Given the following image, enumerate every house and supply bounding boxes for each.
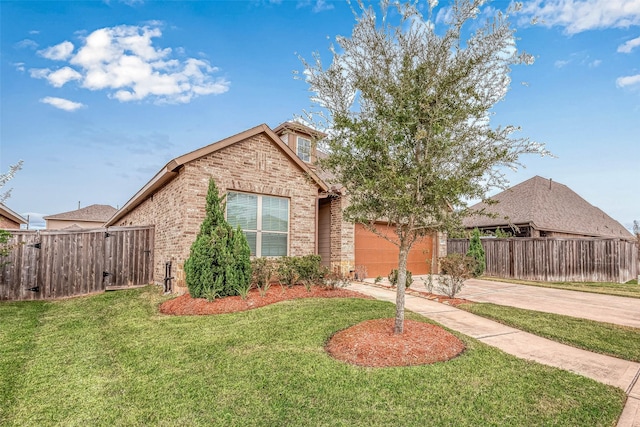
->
[106,122,443,293]
[44,204,117,230]
[463,176,635,240]
[0,204,27,229]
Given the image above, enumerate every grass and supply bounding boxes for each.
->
[0,286,625,426]
[484,276,640,298]
[459,302,640,362]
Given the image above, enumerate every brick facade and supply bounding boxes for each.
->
[0,215,21,229]
[115,133,320,293]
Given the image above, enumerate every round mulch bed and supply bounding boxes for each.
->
[326,318,465,367]
[159,284,465,368]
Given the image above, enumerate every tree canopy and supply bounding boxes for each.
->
[300,0,549,333]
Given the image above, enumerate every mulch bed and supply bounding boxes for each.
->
[159,285,370,316]
[326,318,465,367]
[159,284,466,367]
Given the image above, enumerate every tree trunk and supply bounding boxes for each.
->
[394,241,410,334]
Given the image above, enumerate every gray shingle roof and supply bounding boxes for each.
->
[44,204,117,222]
[463,176,634,239]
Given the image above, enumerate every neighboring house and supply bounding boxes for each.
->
[464,175,635,240]
[44,204,117,230]
[107,122,443,293]
[0,204,27,229]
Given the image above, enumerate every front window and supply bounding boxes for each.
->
[226,192,289,257]
[297,137,311,162]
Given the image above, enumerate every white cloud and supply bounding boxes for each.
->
[313,0,334,13]
[38,41,75,60]
[618,36,640,53]
[616,74,640,87]
[40,97,86,111]
[47,67,83,87]
[589,59,602,67]
[32,24,229,104]
[13,62,26,72]
[555,59,571,68]
[30,68,51,79]
[15,39,38,49]
[519,0,640,34]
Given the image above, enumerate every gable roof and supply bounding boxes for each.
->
[106,124,329,227]
[44,204,117,222]
[464,176,634,240]
[0,204,27,225]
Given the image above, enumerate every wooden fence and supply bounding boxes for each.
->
[0,226,154,301]
[447,237,639,283]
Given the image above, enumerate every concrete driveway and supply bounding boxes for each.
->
[457,278,640,329]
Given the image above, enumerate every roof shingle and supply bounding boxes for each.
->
[464,176,634,239]
[44,204,117,222]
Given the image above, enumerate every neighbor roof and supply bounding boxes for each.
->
[464,176,634,240]
[0,204,27,225]
[44,204,117,222]
[107,124,329,227]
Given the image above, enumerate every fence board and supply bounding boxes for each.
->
[448,237,638,283]
[0,226,154,301]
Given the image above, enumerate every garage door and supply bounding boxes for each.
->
[355,223,434,279]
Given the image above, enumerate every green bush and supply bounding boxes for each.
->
[0,229,12,267]
[276,257,299,288]
[251,258,276,296]
[466,228,485,277]
[184,179,252,299]
[388,269,413,288]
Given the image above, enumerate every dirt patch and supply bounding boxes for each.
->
[160,284,465,367]
[326,318,465,367]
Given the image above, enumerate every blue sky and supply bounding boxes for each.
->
[1,0,638,231]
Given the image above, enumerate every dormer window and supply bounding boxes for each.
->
[297,137,311,162]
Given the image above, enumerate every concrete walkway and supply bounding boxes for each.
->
[458,278,640,328]
[347,282,640,427]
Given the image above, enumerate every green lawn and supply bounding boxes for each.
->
[460,302,640,362]
[0,286,625,426]
[483,276,640,298]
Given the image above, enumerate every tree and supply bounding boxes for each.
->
[300,0,549,333]
[633,220,640,246]
[184,178,252,299]
[1,160,23,266]
[466,228,485,277]
[0,161,23,205]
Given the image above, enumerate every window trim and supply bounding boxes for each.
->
[226,191,290,257]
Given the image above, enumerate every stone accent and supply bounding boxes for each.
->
[329,196,355,275]
[115,133,320,293]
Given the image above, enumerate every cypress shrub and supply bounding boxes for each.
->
[466,228,485,277]
[184,178,252,299]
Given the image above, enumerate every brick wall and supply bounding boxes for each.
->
[115,133,320,293]
[0,215,21,229]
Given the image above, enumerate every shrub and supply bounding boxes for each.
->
[0,230,13,267]
[277,257,299,288]
[354,265,367,281]
[252,258,276,297]
[466,228,486,277]
[184,178,252,299]
[438,253,476,298]
[295,255,326,290]
[388,269,413,288]
[321,270,350,289]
